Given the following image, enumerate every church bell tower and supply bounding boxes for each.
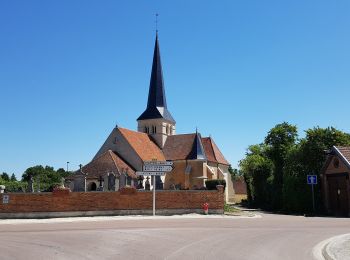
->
[137,33,176,148]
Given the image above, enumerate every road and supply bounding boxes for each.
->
[0,213,349,260]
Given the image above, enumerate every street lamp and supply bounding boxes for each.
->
[66,162,70,173]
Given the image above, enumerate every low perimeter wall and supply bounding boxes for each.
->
[0,187,225,218]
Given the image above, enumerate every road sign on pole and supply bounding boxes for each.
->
[139,161,174,216]
[307,175,317,212]
[136,171,166,176]
[144,161,173,166]
[307,175,317,185]
[143,165,173,172]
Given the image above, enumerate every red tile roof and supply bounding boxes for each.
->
[335,146,350,166]
[118,127,165,161]
[202,137,230,165]
[70,150,136,179]
[163,134,229,165]
[163,134,196,161]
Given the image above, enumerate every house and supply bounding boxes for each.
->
[321,146,350,216]
[68,32,233,201]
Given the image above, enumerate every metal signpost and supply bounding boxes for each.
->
[136,161,173,216]
[307,175,317,212]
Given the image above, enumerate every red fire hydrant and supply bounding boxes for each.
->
[203,202,209,215]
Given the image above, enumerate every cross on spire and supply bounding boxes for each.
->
[155,13,159,33]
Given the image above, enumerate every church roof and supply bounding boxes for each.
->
[118,127,165,161]
[163,133,230,163]
[69,150,136,179]
[202,137,230,165]
[137,33,175,123]
[187,132,207,160]
[163,134,197,161]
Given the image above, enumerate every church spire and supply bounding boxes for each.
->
[137,33,175,123]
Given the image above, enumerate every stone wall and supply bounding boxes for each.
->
[0,187,224,218]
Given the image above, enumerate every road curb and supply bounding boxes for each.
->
[313,233,350,260]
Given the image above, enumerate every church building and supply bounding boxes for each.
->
[67,33,233,201]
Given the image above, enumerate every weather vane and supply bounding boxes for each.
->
[155,13,159,33]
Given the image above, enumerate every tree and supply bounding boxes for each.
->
[239,144,274,208]
[22,165,64,191]
[1,172,10,182]
[10,173,17,182]
[264,122,298,209]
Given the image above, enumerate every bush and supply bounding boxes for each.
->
[205,179,226,190]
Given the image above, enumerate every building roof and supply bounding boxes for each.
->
[118,127,165,161]
[69,150,136,180]
[163,134,196,161]
[187,132,206,160]
[137,33,175,123]
[163,133,228,164]
[333,146,350,168]
[202,137,230,165]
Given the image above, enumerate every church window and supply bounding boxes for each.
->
[154,126,157,133]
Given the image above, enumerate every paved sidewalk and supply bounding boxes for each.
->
[0,213,261,225]
[313,233,350,260]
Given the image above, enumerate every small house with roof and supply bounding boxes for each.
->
[68,33,234,201]
[321,146,350,216]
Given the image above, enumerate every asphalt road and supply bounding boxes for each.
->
[0,213,349,260]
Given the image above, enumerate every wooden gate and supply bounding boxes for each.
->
[327,173,349,216]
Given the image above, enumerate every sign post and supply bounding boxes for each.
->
[136,161,173,216]
[307,175,317,212]
[153,175,155,216]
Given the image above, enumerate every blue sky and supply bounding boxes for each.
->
[1,1,349,178]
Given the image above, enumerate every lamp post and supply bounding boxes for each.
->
[66,161,70,173]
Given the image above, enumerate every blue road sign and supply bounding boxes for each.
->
[307,175,317,185]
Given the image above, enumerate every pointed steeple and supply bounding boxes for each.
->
[137,33,175,123]
[187,131,207,160]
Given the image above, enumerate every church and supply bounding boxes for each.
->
[67,33,233,201]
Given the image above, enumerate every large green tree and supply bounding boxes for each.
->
[264,122,298,209]
[239,144,274,208]
[22,165,68,191]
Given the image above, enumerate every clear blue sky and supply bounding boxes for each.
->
[1,1,349,178]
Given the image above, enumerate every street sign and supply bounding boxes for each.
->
[136,171,166,176]
[140,160,174,217]
[307,175,317,185]
[144,161,173,166]
[2,195,9,204]
[143,165,173,172]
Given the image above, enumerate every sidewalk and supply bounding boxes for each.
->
[313,233,350,260]
[0,213,261,225]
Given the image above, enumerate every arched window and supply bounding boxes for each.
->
[144,126,147,133]
[154,126,157,133]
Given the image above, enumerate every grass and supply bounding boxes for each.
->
[224,203,242,214]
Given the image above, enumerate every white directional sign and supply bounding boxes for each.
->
[136,171,166,176]
[143,165,173,172]
[144,161,173,166]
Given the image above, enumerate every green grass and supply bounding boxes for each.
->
[224,203,242,214]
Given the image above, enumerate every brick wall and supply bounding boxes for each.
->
[0,187,224,214]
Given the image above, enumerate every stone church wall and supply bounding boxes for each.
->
[0,187,224,218]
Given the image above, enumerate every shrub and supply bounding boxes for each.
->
[205,179,226,190]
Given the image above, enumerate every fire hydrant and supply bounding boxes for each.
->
[203,202,209,215]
